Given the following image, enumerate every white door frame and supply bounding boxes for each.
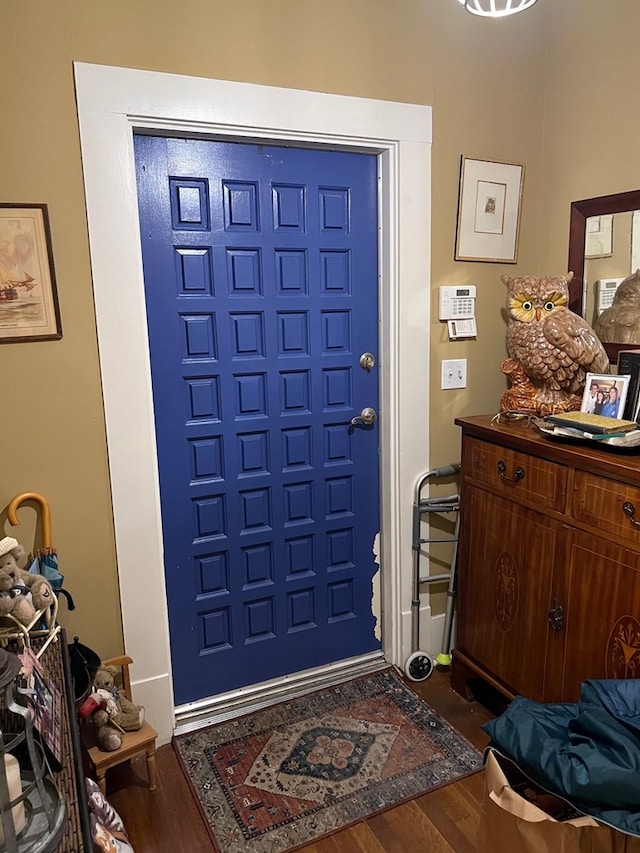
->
[74,62,432,745]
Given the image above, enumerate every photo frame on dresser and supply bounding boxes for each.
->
[580,373,629,420]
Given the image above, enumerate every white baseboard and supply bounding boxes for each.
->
[396,608,456,675]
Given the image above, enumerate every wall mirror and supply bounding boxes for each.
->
[568,189,640,364]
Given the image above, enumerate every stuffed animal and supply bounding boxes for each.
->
[0,570,37,625]
[0,537,55,624]
[89,665,145,752]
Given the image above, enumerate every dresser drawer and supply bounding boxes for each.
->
[573,471,640,546]
[462,436,568,513]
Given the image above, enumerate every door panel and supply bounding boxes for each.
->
[457,488,557,701]
[556,531,640,702]
[135,136,380,704]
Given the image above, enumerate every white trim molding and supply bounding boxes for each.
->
[74,63,432,744]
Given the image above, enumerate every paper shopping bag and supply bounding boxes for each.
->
[479,750,640,853]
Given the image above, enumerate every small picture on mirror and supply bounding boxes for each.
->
[585,214,613,259]
[631,211,640,273]
[581,373,629,419]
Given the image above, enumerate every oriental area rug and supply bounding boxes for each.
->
[173,667,482,853]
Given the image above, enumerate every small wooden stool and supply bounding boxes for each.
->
[80,654,158,795]
[81,720,158,795]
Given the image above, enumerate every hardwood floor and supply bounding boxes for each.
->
[106,668,497,852]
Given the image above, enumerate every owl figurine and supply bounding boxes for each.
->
[594,270,640,344]
[501,272,610,415]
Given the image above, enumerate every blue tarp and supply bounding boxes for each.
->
[483,679,640,837]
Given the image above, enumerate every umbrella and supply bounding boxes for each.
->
[7,492,75,613]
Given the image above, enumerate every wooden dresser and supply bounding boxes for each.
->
[452,414,640,704]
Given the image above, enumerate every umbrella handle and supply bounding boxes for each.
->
[7,492,52,549]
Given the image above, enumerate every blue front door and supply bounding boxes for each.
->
[134,136,380,705]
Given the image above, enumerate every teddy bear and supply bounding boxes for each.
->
[89,664,145,752]
[0,570,36,625]
[0,537,55,627]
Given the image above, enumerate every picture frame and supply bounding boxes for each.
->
[20,646,63,769]
[584,213,613,259]
[631,210,640,273]
[454,156,525,263]
[0,203,62,343]
[581,373,629,420]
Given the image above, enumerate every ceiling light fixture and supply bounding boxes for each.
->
[457,0,538,17]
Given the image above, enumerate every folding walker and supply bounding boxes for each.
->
[404,464,461,682]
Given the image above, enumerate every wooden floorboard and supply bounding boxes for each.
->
[301,821,386,853]
[106,668,495,852]
[415,774,487,853]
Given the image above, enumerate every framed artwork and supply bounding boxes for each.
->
[580,373,629,420]
[585,213,613,259]
[455,156,525,263]
[0,203,62,343]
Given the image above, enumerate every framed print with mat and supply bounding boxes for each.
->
[173,667,482,853]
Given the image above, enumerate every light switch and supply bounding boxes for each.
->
[441,359,467,390]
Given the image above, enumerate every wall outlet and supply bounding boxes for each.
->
[441,359,467,390]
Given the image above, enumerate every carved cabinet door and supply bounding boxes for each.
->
[550,529,640,703]
[456,487,558,701]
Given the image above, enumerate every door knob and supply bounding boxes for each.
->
[351,407,377,426]
[359,352,375,372]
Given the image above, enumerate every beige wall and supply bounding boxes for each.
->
[4,0,633,656]
[541,1,640,287]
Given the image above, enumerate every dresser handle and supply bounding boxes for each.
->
[548,601,564,632]
[497,460,525,484]
[623,501,640,528]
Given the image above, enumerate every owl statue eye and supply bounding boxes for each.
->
[522,300,533,311]
[544,300,555,312]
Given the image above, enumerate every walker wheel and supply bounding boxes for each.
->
[404,651,434,682]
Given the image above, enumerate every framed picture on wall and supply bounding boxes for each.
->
[454,156,525,263]
[0,203,62,343]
